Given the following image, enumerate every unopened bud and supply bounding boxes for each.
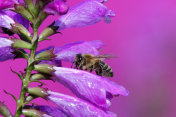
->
[28,87,49,98]
[24,0,35,15]
[26,95,35,102]
[22,109,43,117]
[38,22,59,42]
[31,73,51,81]
[35,49,56,60]
[12,39,32,49]
[34,0,52,16]
[34,64,55,74]
[35,11,48,29]
[11,23,32,41]
[14,4,33,22]
[0,102,12,117]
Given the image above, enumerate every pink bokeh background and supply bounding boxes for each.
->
[0,0,176,117]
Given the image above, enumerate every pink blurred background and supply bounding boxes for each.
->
[0,0,176,116]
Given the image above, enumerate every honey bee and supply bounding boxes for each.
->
[72,54,116,77]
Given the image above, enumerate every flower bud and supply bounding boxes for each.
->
[38,22,59,42]
[12,39,32,49]
[28,87,49,98]
[22,109,43,117]
[35,49,56,60]
[24,0,35,15]
[25,95,35,102]
[0,102,12,117]
[11,23,32,41]
[14,4,33,22]
[35,11,48,29]
[31,73,51,81]
[34,0,52,16]
[34,64,55,74]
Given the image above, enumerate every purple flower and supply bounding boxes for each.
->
[47,91,117,117]
[44,0,69,15]
[53,0,115,30]
[0,1,29,34]
[0,37,14,61]
[53,40,104,62]
[52,67,129,110]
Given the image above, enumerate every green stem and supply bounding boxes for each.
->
[14,27,38,117]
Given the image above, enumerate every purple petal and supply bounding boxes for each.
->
[54,40,103,62]
[0,11,15,29]
[0,10,29,30]
[52,67,129,110]
[54,0,115,30]
[47,91,116,117]
[0,37,14,61]
[44,0,69,15]
[34,106,68,117]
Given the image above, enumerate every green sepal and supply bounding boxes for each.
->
[13,4,33,22]
[11,23,32,42]
[34,64,55,75]
[35,11,48,29]
[34,0,53,16]
[24,0,35,16]
[35,49,56,60]
[22,109,43,117]
[12,49,29,60]
[38,22,59,42]
[27,87,49,99]
[31,73,52,81]
[25,95,36,102]
[0,102,12,117]
[12,39,32,49]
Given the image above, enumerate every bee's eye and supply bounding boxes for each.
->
[79,57,82,61]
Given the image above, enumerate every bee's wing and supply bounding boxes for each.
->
[94,54,118,61]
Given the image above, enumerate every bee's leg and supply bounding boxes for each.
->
[90,65,94,72]
[96,68,103,76]
[79,65,83,70]
[99,69,103,76]
[74,62,79,69]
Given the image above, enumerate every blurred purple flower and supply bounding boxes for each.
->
[0,0,18,10]
[52,67,129,110]
[0,1,29,34]
[54,0,115,30]
[53,40,103,62]
[47,91,117,117]
[0,37,14,61]
[44,0,69,15]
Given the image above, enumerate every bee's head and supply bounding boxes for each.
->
[75,54,83,63]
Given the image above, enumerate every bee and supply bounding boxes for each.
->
[72,54,116,77]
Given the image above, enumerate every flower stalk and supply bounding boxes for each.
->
[14,18,39,117]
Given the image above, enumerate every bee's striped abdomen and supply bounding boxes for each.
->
[99,61,113,77]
